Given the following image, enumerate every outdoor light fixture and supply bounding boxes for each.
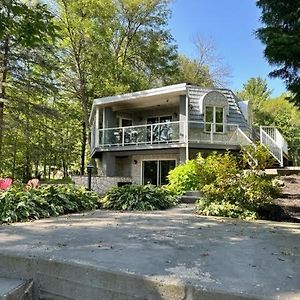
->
[86,163,94,191]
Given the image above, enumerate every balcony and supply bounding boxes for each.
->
[91,121,254,151]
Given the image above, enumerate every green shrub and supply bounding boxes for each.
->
[194,152,280,220]
[100,184,177,211]
[242,143,274,170]
[166,159,199,195]
[0,184,100,223]
[196,199,258,220]
[197,152,240,188]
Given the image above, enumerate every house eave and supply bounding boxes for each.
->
[89,83,187,124]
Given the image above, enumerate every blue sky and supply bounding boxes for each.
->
[168,0,286,96]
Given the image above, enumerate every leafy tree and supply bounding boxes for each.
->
[256,0,300,104]
[56,0,179,174]
[236,77,271,109]
[174,54,214,87]
[172,37,230,87]
[0,0,57,176]
[259,94,300,164]
[236,77,272,125]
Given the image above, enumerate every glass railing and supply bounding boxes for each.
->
[98,121,183,147]
[96,121,251,148]
[188,122,242,145]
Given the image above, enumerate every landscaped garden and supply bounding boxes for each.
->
[166,145,298,222]
[0,183,101,223]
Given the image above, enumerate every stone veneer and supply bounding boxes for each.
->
[72,176,133,194]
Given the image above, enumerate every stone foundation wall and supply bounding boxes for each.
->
[72,176,133,194]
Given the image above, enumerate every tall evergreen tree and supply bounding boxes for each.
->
[256,0,300,104]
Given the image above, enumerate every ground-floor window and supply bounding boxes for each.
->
[142,160,176,186]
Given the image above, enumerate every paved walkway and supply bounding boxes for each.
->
[0,205,300,299]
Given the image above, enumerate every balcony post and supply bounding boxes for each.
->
[210,123,214,143]
[95,106,99,147]
[122,127,125,146]
[185,94,189,161]
[150,124,153,144]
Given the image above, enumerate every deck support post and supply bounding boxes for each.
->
[185,94,189,162]
[95,107,99,147]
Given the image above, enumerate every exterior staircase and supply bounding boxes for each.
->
[234,126,288,167]
[260,126,288,167]
[0,277,33,300]
[180,191,202,203]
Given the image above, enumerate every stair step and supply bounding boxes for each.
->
[180,195,199,204]
[185,190,201,197]
[0,277,33,300]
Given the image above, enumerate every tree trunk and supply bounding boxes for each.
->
[0,37,10,170]
[80,121,86,175]
[11,139,17,179]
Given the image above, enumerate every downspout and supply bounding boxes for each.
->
[185,91,189,162]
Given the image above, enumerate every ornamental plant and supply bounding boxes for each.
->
[101,184,177,211]
[166,159,199,195]
[0,184,101,223]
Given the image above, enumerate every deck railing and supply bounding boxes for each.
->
[260,126,288,167]
[188,122,252,145]
[260,126,288,155]
[99,121,184,147]
[96,121,254,148]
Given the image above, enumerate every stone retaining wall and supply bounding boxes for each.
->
[72,176,133,194]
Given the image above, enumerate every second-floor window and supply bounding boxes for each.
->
[205,106,224,133]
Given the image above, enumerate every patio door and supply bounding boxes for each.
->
[147,116,172,142]
[142,160,176,186]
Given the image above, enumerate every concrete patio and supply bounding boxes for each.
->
[0,204,299,299]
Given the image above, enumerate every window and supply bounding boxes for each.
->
[120,118,132,127]
[205,106,224,133]
[142,160,176,186]
[146,116,172,124]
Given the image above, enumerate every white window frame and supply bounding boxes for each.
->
[141,159,177,186]
[204,106,225,133]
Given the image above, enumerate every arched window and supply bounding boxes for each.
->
[199,91,229,133]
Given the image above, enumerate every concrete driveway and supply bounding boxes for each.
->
[0,204,299,299]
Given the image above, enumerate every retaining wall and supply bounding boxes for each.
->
[72,176,133,194]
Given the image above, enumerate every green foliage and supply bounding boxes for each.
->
[236,77,271,109]
[166,150,280,220]
[100,184,176,211]
[174,54,214,88]
[241,143,274,170]
[258,95,300,165]
[196,152,239,188]
[166,160,199,195]
[256,0,300,104]
[0,184,100,223]
[196,199,258,220]
[195,152,280,220]
[172,37,230,87]
[236,77,271,125]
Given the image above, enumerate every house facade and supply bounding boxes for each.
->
[89,83,288,189]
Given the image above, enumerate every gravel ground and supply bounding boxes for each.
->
[275,175,300,220]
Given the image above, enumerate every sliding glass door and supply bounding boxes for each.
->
[142,160,176,186]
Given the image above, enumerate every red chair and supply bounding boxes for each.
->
[0,178,13,190]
